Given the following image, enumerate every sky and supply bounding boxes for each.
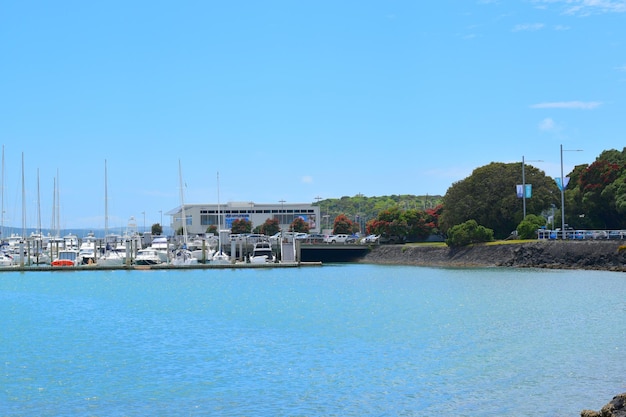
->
[1,0,625,231]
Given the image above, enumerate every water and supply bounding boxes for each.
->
[1,265,625,416]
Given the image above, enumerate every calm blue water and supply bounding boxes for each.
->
[1,265,625,416]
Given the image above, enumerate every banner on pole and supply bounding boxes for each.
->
[516,184,532,198]
[554,177,570,191]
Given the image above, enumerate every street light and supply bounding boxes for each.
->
[560,144,583,239]
[521,156,543,219]
[279,199,286,229]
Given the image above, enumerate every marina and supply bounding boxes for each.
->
[0,232,364,270]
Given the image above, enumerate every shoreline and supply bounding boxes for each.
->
[359,240,626,271]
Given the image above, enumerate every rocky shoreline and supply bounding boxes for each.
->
[359,240,626,271]
[582,393,626,417]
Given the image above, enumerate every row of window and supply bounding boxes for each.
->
[200,209,315,215]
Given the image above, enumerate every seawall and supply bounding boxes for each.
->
[359,240,626,271]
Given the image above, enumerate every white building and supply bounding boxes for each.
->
[167,202,320,236]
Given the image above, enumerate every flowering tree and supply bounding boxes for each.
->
[332,214,354,234]
[290,217,310,233]
[231,218,252,234]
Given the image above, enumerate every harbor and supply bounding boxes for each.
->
[0,231,371,271]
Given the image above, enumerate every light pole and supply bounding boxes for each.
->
[521,156,543,219]
[279,199,286,230]
[159,210,163,233]
[560,144,583,239]
[141,211,145,234]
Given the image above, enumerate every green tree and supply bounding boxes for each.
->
[440,162,559,239]
[516,214,546,239]
[231,218,252,234]
[445,220,494,247]
[151,223,163,235]
[206,224,217,235]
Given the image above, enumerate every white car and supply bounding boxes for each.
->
[362,234,379,244]
[327,234,349,243]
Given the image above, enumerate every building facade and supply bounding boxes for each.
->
[167,202,320,236]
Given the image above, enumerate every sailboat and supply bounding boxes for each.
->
[211,171,230,264]
[29,169,51,265]
[171,160,198,266]
[98,159,124,266]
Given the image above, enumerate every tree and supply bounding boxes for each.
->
[333,214,354,234]
[260,218,279,236]
[445,220,494,247]
[206,225,217,235]
[231,218,252,234]
[516,214,546,239]
[151,223,163,235]
[290,217,310,233]
[568,148,626,229]
[440,162,559,239]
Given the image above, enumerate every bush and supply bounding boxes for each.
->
[445,220,494,247]
[516,214,547,239]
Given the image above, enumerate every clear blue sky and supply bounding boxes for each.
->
[1,0,624,231]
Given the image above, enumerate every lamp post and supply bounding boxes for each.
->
[560,144,583,239]
[279,199,286,230]
[521,156,543,219]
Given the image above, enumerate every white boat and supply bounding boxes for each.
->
[78,232,97,265]
[134,236,169,265]
[0,249,16,267]
[170,160,199,267]
[188,236,216,263]
[97,161,125,267]
[211,172,230,264]
[51,249,81,267]
[134,248,169,265]
[249,240,276,264]
[171,245,198,266]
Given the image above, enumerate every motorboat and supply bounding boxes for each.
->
[134,248,169,266]
[134,236,170,265]
[171,246,199,266]
[78,232,97,265]
[51,249,81,267]
[249,240,276,264]
[0,250,15,267]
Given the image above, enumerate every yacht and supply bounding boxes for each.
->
[249,240,276,264]
[134,236,169,266]
[78,232,97,265]
[51,249,81,267]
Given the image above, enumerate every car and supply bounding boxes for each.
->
[304,233,325,243]
[345,235,358,243]
[328,234,349,243]
[361,234,379,244]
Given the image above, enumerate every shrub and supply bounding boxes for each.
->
[445,220,494,247]
[516,214,546,240]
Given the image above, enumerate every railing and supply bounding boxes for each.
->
[537,229,626,240]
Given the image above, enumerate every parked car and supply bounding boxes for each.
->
[304,233,325,243]
[327,234,349,243]
[361,234,379,244]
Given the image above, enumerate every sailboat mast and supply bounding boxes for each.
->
[37,168,41,234]
[179,160,187,244]
[21,152,26,238]
[1,145,4,241]
[104,159,108,236]
[56,169,60,237]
